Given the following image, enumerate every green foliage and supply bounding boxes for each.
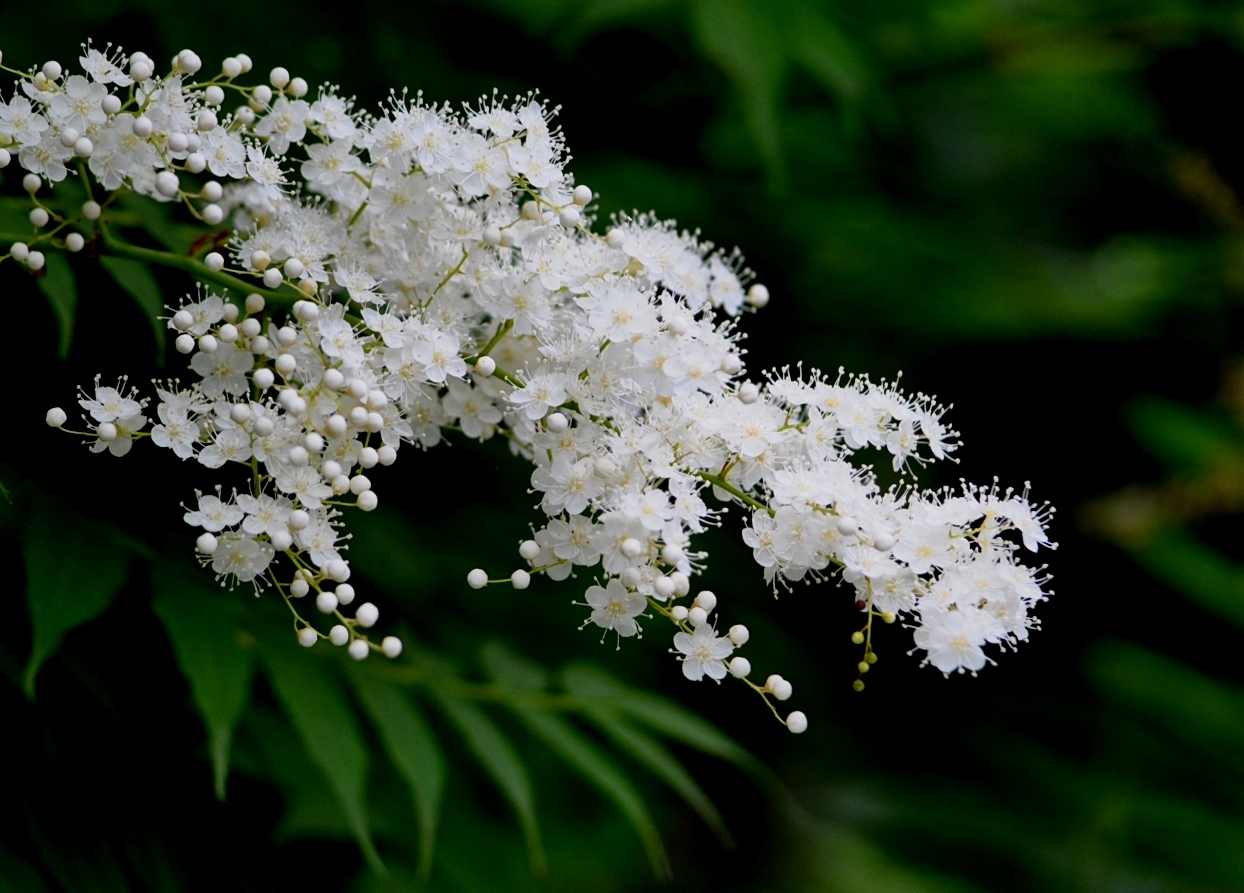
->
[36,253,77,360]
[21,497,130,697]
[151,563,255,801]
[99,256,167,360]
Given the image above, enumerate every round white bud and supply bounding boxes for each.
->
[482,226,501,246]
[619,567,641,589]
[349,639,370,661]
[263,268,283,288]
[326,560,351,582]
[786,711,808,734]
[746,284,770,307]
[204,252,225,272]
[82,200,102,220]
[202,203,224,225]
[97,422,117,441]
[325,414,347,437]
[10,242,29,262]
[836,517,858,536]
[545,412,569,432]
[357,491,379,512]
[728,657,752,678]
[359,447,380,468]
[381,636,403,659]
[60,128,80,148]
[252,368,275,390]
[292,298,318,321]
[198,334,218,353]
[177,49,202,74]
[175,333,195,354]
[204,85,225,106]
[522,200,541,221]
[335,584,356,605]
[661,543,685,565]
[573,184,592,206]
[275,353,297,376]
[872,532,896,552]
[196,533,218,554]
[130,59,153,81]
[74,137,93,157]
[671,572,691,596]
[348,378,369,399]
[155,170,180,197]
[172,309,194,330]
[283,259,306,280]
[65,232,85,252]
[229,403,251,423]
[42,60,62,80]
[558,206,580,227]
[23,173,41,194]
[323,368,346,389]
[355,602,379,627]
[670,605,689,621]
[196,109,218,132]
[739,382,760,404]
[200,179,223,201]
[349,406,369,427]
[271,529,293,551]
[184,153,207,175]
[45,407,67,428]
[297,627,318,648]
[654,576,676,598]
[467,568,488,589]
[236,53,254,73]
[253,416,276,439]
[769,676,793,701]
[102,94,122,115]
[518,540,540,561]
[693,591,717,612]
[606,228,625,248]
[620,538,644,559]
[269,66,290,88]
[29,208,49,227]
[288,509,310,530]
[721,354,743,375]
[498,230,514,247]
[316,591,339,614]
[688,606,708,627]
[133,116,154,138]
[329,624,349,646]
[377,445,397,466]
[168,132,189,153]
[288,446,309,466]
[222,57,243,78]
[252,84,273,106]
[728,624,750,646]
[290,577,310,598]
[27,251,45,271]
[475,356,496,376]
[289,77,309,98]
[511,569,532,590]
[276,326,299,346]
[320,461,342,481]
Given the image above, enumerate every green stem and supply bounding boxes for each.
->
[694,470,774,516]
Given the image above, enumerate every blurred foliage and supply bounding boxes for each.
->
[6,0,1244,891]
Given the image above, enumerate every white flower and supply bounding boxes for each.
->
[184,493,244,532]
[584,579,646,637]
[673,626,734,681]
[211,534,275,582]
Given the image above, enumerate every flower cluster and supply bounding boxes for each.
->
[5,45,1054,729]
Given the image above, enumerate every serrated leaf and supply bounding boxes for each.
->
[22,501,129,698]
[516,708,670,878]
[581,707,731,846]
[99,256,166,361]
[261,646,382,872]
[431,692,545,874]
[150,563,254,801]
[353,676,444,881]
[37,252,77,359]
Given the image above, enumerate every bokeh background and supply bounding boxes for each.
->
[4,0,1244,890]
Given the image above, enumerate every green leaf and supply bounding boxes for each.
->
[353,676,445,881]
[516,708,670,878]
[150,563,254,801]
[1086,639,1244,763]
[261,646,383,872]
[37,252,77,359]
[99,256,166,361]
[431,692,545,874]
[1127,528,1244,631]
[0,843,49,893]
[22,501,130,698]
[690,0,787,190]
[1126,397,1244,470]
[581,706,731,846]
[561,663,755,769]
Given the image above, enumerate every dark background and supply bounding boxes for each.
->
[3,1,1244,890]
